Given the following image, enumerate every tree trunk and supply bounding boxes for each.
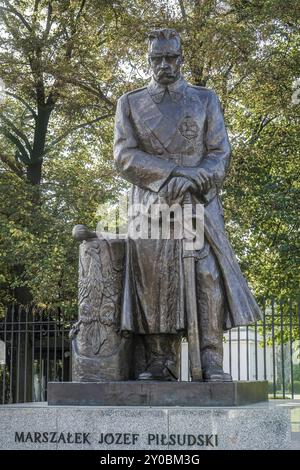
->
[13,265,33,305]
[26,161,43,186]
[15,108,53,303]
[26,105,53,186]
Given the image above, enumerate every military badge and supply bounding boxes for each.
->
[179,116,199,140]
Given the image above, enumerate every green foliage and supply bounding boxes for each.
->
[173,0,300,299]
[0,0,299,315]
[293,365,300,382]
[289,381,300,394]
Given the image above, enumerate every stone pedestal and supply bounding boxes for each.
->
[0,401,293,450]
[48,380,268,407]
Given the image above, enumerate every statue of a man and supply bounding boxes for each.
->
[114,28,262,382]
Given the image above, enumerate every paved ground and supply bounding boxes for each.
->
[270,399,300,450]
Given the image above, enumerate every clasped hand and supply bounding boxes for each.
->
[159,177,196,205]
[159,167,212,205]
[174,166,212,193]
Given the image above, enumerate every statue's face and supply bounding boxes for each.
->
[149,38,182,85]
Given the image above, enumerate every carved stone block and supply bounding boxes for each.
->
[71,230,132,381]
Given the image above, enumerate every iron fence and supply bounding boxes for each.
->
[0,305,72,404]
[0,298,300,404]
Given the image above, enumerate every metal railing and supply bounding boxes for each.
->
[1,298,300,404]
[0,305,72,404]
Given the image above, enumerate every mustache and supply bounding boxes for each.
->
[157,69,174,77]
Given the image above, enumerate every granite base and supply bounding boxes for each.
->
[48,380,268,406]
[0,401,292,450]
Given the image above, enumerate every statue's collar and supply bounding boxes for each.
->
[147,76,187,103]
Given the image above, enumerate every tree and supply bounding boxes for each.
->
[173,0,300,299]
[0,0,299,314]
[0,0,130,309]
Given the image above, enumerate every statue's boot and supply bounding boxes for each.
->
[203,365,232,382]
[137,334,181,381]
[200,343,232,382]
[200,345,232,382]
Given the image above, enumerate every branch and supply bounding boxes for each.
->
[0,113,32,154]
[46,81,62,107]
[65,77,115,108]
[178,0,187,20]
[0,153,24,178]
[45,1,87,102]
[1,1,32,32]
[33,0,41,13]
[43,1,53,39]
[28,56,45,105]
[0,127,31,165]
[248,115,277,145]
[228,74,247,94]
[75,0,87,24]
[43,112,113,154]
[5,91,37,119]
[223,63,234,79]
[64,0,87,60]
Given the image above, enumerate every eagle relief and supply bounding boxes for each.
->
[70,225,133,381]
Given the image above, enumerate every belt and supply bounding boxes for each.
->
[156,152,203,167]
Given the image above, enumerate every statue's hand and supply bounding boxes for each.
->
[172,167,213,194]
[159,177,196,205]
[72,224,98,241]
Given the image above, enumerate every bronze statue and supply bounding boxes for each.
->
[114,28,262,382]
